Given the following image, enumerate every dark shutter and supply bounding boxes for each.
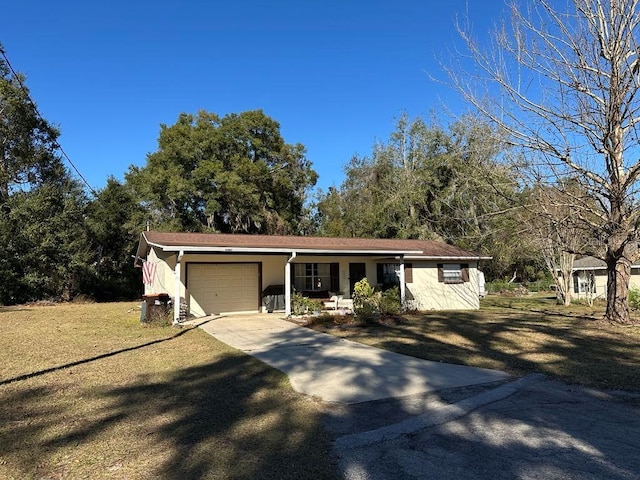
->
[405,263,413,283]
[437,264,444,282]
[461,264,470,282]
[330,263,340,292]
[377,263,384,284]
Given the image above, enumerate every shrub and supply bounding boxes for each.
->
[352,278,379,321]
[144,308,173,327]
[630,288,640,310]
[379,286,401,316]
[292,293,322,316]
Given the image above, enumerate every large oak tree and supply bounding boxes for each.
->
[127,110,317,234]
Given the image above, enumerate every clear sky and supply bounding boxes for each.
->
[2,1,503,195]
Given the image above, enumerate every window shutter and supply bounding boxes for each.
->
[437,264,444,282]
[330,263,340,292]
[405,263,413,283]
[376,263,384,284]
[461,264,470,282]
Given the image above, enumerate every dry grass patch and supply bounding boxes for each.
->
[308,295,640,392]
[0,302,338,480]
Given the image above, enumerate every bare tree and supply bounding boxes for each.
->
[526,183,596,305]
[446,0,640,324]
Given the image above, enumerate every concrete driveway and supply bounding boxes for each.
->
[192,314,640,479]
[194,314,510,404]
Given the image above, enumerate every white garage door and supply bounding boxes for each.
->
[188,263,260,316]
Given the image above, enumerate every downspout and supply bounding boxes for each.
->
[285,251,296,316]
[399,255,406,307]
[173,250,184,325]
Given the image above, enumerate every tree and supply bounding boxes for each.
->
[448,0,640,324]
[126,110,318,234]
[85,177,146,300]
[0,44,60,203]
[0,161,91,303]
[315,114,528,277]
[0,46,91,304]
[524,182,597,305]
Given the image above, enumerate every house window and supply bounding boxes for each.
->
[574,272,596,293]
[377,263,400,289]
[437,263,470,284]
[294,263,332,292]
[376,263,413,288]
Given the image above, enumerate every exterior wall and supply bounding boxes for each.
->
[181,253,288,288]
[288,255,384,298]
[570,270,607,300]
[144,248,176,297]
[572,268,640,300]
[406,261,480,310]
[182,253,288,315]
[631,269,640,291]
[147,248,482,313]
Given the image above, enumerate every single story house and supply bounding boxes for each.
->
[135,231,491,323]
[571,256,640,300]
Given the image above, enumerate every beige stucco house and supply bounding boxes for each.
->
[571,256,640,300]
[135,231,490,323]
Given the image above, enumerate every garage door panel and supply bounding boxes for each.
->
[188,263,259,316]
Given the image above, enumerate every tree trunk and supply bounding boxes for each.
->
[559,251,574,307]
[605,254,634,324]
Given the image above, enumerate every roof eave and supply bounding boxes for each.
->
[152,245,424,255]
[405,255,492,261]
[134,233,151,266]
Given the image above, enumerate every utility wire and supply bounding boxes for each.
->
[0,45,99,197]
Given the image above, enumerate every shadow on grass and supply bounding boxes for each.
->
[0,325,196,387]
[0,306,32,313]
[0,348,338,480]
[103,356,336,479]
[320,306,639,391]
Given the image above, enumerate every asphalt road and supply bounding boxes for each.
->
[327,376,640,480]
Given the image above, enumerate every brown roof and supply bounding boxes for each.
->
[573,256,607,270]
[140,231,489,259]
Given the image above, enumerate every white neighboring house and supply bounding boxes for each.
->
[571,256,640,300]
[135,231,491,323]
[478,270,487,298]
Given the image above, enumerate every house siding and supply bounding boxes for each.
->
[143,248,176,297]
[144,246,482,316]
[407,261,480,310]
[571,268,640,300]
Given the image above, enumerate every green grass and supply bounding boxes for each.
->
[0,302,338,480]
[309,294,640,392]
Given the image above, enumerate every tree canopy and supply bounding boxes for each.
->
[0,49,92,303]
[127,110,318,234]
[314,113,531,280]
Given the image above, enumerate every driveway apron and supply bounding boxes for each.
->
[196,315,510,404]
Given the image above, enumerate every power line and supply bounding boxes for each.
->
[0,45,99,197]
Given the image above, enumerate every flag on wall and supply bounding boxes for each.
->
[142,261,157,285]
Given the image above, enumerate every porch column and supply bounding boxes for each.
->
[173,250,184,324]
[285,251,296,316]
[399,257,406,306]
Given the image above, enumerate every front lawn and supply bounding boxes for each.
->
[0,302,338,480]
[307,295,640,392]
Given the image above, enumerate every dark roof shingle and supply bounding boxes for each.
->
[141,231,488,259]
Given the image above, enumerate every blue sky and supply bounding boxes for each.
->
[3,1,503,195]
